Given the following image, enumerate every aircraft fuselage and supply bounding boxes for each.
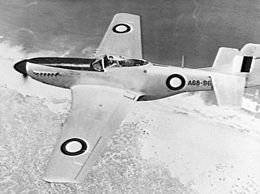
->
[14,57,214,101]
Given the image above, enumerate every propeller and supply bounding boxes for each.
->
[22,73,29,83]
[14,60,29,83]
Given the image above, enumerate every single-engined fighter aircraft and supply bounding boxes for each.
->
[14,13,260,183]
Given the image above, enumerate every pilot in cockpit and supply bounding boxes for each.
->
[107,56,121,68]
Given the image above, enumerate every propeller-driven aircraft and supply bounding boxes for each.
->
[14,13,260,183]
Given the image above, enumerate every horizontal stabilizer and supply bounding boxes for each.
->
[212,47,239,72]
[211,73,246,107]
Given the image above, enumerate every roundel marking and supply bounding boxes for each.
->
[112,24,131,33]
[61,138,88,156]
[166,74,186,90]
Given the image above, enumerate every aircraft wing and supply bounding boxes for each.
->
[96,13,142,59]
[43,85,139,183]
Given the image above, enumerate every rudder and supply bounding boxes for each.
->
[240,44,260,87]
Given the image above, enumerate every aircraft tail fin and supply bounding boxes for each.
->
[211,46,255,73]
[240,44,260,87]
[211,44,260,85]
[208,43,260,107]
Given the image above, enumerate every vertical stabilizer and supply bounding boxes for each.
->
[240,43,260,56]
[240,44,260,87]
[207,43,260,107]
[211,46,256,74]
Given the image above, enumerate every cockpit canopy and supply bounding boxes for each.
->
[91,55,148,71]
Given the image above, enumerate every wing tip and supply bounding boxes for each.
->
[43,176,80,183]
[113,13,140,19]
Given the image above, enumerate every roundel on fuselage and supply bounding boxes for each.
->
[60,138,88,156]
[112,23,131,33]
[166,74,186,90]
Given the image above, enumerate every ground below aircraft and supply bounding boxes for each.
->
[14,13,260,183]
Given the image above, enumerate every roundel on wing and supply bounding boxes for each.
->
[166,74,186,90]
[61,138,88,156]
[112,23,131,33]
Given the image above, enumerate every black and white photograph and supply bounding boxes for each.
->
[0,0,259,193]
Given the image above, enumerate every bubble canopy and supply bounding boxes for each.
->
[90,55,149,71]
[103,55,148,68]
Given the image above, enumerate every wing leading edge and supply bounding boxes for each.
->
[43,85,139,183]
[96,13,142,59]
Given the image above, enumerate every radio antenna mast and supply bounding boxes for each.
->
[181,55,185,68]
